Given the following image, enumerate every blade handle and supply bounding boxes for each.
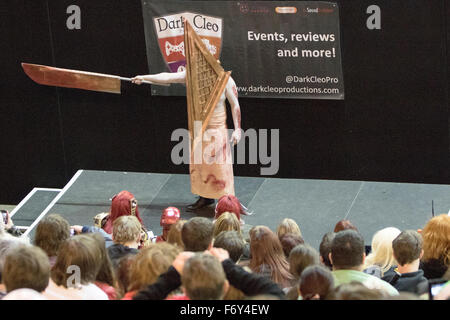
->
[119,77,170,87]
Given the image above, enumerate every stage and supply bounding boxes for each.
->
[11,169,450,249]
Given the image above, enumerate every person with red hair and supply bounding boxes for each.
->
[215,195,250,224]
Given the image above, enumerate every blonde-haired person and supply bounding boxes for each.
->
[363,227,401,278]
[420,214,450,279]
[213,212,241,238]
[276,218,302,240]
[122,242,181,299]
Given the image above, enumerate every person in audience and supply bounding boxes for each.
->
[34,214,71,267]
[0,210,23,237]
[88,233,118,299]
[319,232,335,270]
[156,207,181,242]
[213,231,246,263]
[382,230,427,294]
[213,211,241,238]
[133,248,285,300]
[2,288,48,300]
[44,234,108,300]
[298,265,334,300]
[276,218,302,240]
[285,243,320,299]
[115,254,136,299]
[279,233,304,258]
[167,219,187,250]
[3,244,50,294]
[330,281,386,300]
[334,219,358,233]
[107,215,141,269]
[420,214,450,280]
[249,225,295,289]
[214,195,245,224]
[363,227,401,278]
[122,242,181,300]
[181,217,214,252]
[0,235,30,298]
[329,229,399,296]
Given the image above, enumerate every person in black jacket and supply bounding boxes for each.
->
[133,247,285,300]
[382,230,427,295]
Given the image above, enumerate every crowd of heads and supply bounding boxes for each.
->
[0,190,449,301]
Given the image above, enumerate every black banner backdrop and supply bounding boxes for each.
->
[141,0,345,99]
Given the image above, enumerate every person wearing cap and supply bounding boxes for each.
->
[156,207,181,243]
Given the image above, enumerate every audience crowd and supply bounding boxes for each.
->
[0,191,449,300]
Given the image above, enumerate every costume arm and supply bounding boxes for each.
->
[135,70,186,84]
[225,77,241,131]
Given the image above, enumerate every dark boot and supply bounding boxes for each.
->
[186,197,215,211]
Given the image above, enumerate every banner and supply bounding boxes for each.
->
[141,1,344,100]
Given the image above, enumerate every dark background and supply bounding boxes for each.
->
[1,0,449,204]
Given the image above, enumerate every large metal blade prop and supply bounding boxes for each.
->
[21,63,168,94]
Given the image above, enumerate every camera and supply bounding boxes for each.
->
[1,210,8,225]
[428,279,447,300]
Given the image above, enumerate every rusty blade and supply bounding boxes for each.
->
[22,63,122,94]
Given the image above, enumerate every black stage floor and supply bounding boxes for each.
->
[17,170,450,249]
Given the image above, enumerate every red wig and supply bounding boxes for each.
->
[103,190,144,234]
[215,195,241,221]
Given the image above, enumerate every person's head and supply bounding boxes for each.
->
[330,230,365,270]
[364,227,401,273]
[3,245,50,293]
[104,190,143,233]
[319,232,335,270]
[115,254,136,298]
[112,215,141,246]
[34,214,70,257]
[181,253,228,300]
[167,219,187,250]
[392,230,423,266]
[249,225,294,287]
[276,218,302,239]
[86,233,116,287]
[182,217,214,252]
[215,195,242,222]
[288,244,320,279]
[299,265,334,300]
[279,233,304,258]
[331,281,386,300]
[0,237,29,284]
[128,242,181,292]
[213,212,241,238]
[334,220,358,233]
[51,234,102,287]
[421,214,450,266]
[160,207,181,240]
[213,231,245,263]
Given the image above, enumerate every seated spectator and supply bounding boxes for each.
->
[363,227,401,278]
[123,242,181,300]
[285,243,320,299]
[156,207,180,242]
[276,218,302,239]
[182,217,214,252]
[214,195,246,224]
[44,234,108,300]
[2,288,48,300]
[298,265,334,300]
[319,232,335,270]
[249,225,295,289]
[279,233,304,258]
[334,219,358,233]
[0,210,23,237]
[115,254,136,299]
[382,230,427,294]
[329,230,398,296]
[3,244,50,294]
[213,231,246,263]
[213,211,241,238]
[420,214,450,280]
[107,215,141,269]
[88,233,118,300]
[34,214,71,267]
[133,248,285,300]
[167,219,187,250]
[0,236,29,298]
[331,281,386,300]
